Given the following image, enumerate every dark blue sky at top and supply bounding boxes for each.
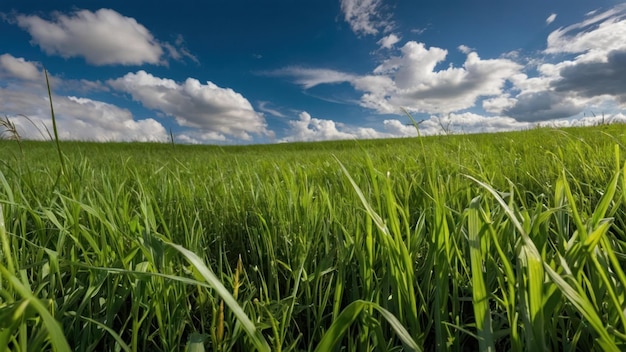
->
[1,0,625,143]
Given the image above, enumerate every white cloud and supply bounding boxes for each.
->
[410,27,427,35]
[494,5,626,122]
[366,42,522,114]
[458,45,473,54]
[541,6,626,103]
[279,111,626,142]
[108,70,271,140]
[162,34,199,64]
[175,131,228,144]
[13,9,193,66]
[1,89,167,142]
[269,4,626,129]
[340,0,393,36]
[377,33,401,49]
[258,101,287,118]
[381,119,419,137]
[278,111,516,142]
[0,54,168,142]
[279,111,539,142]
[281,111,399,142]
[273,42,521,115]
[265,66,357,89]
[0,54,41,80]
[545,4,626,60]
[0,53,109,96]
[281,111,357,142]
[56,96,168,141]
[546,13,557,25]
[417,112,532,134]
[483,95,517,114]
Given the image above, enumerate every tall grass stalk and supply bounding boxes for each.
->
[44,69,66,176]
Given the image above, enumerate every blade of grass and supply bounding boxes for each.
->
[0,266,71,352]
[167,242,271,352]
[467,196,495,351]
[314,300,422,352]
[44,69,66,176]
[466,176,546,350]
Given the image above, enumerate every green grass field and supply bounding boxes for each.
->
[1,124,626,351]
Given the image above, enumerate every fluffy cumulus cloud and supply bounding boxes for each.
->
[53,97,167,141]
[281,111,413,142]
[282,111,357,142]
[503,91,585,122]
[1,89,167,142]
[0,54,41,81]
[414,112,531,135]
[274,41,521,115]
[0,55,167,142]
[108,71,271,140]
[379,119,416,136]
[279,111,540,142]
[272,3,626,129]
[0,53,108,94]
[280,110,533,143]
[370,42,522,113]
[340,0,392,36]
[498,5,626,122]
[174,131,228,144]
[377,33,401,49]
[13,9,193,66]
[552,50,626,102]
[542,6,626,103]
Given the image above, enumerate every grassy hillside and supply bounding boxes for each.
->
[1,124,626,351]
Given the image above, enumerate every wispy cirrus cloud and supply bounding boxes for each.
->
[257,101,287,118]
[263,66,357,89]
[544,3,626,64]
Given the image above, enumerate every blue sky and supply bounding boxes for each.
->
[1,0,626,144]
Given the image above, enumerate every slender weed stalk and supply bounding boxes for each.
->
[44,69,66,175]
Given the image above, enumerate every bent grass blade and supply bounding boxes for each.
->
[167,242,271,352]
[314,300,422,352]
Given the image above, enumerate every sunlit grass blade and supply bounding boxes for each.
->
[335,157,389,236]
[467,196,495,351]
[466,176,546,350]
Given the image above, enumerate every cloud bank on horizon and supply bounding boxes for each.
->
[1,1,625,144]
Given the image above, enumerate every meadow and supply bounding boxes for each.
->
[1,124,626,351]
